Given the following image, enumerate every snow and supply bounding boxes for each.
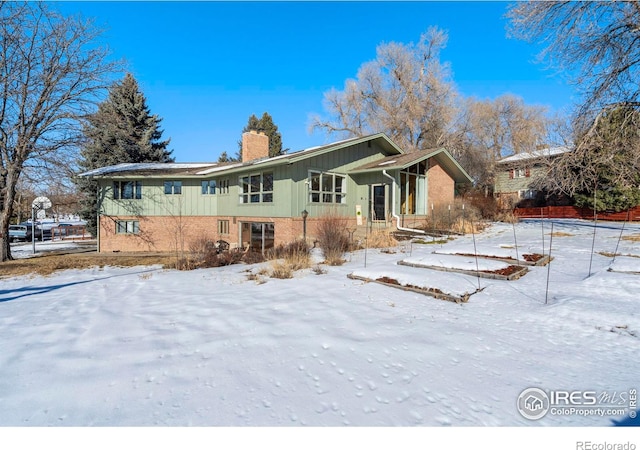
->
[9,219,91,259]
[0,219,638,442]
[79,162,216,177]
[498,146,572,163]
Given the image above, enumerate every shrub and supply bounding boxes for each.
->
[366,230,398,249]
[242,250,266,265]
[189,236,217,261]
[465,192,500,220]
[264,239,311,277]
[316,212,351,265]
[216,248,246,266]
[418,199,486,235]
[496,210,520,224]
[312,265,327,275]
[269,261,294,279]
[266,240,309,261]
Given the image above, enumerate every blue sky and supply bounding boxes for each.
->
[56,1,575,162]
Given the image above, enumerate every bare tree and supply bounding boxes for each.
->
[0,2,120,260]
[507,1,640,115]
[508,2,640,210]
[311,27,459,152]
[540,103,640,211]
[446,94,551,188]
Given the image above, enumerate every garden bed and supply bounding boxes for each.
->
[434,251,552,267]
[347,273,475,303]
[397,259,529,281]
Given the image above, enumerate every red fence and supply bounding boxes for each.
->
[514,205,640,222]
[51,225,91,240]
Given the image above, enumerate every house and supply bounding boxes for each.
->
[493,146,571,209]
[81,132,473,253]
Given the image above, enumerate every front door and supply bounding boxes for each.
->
[371,184,387,221]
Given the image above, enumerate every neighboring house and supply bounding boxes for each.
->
[81,132,472,253]
[493,146,571,209]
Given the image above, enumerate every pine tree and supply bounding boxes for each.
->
[217,151,237,163]
[236,112,286,160]
[76,73,173,235]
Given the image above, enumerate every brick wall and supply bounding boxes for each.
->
[242,131,269,162]
[427,159,454,211]
[99,214,367,253]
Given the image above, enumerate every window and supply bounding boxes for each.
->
[218,179,229,194]
[218,220,229,235]
[309,171,346,204]
[519,189,537,199]
[511,168,530,178]
[201,180,216,195]
[164,180,182,195]
[113,181,142,200]
[116,220,139,234]
[239,172,273,203]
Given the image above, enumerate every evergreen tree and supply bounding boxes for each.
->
[236,112,286,160]
[76,73,173,235]
[573,106,640,212]
[546,104,640,212]
[217,151,237,163]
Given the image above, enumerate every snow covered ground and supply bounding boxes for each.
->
[0,219,638,444]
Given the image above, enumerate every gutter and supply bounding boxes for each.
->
[382,169,425,235]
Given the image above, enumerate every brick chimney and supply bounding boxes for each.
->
[242,130,269,162]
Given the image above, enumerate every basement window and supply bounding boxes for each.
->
[218,220,229,235]
[116,220,139,234]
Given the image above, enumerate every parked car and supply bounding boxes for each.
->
[37,222,55,241]
[8,224,42,242]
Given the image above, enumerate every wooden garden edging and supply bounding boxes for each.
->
[347,273,476,304]
[396,260,529,281]
[433,252,552,267]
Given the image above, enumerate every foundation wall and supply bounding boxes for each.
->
[98,215,365,253]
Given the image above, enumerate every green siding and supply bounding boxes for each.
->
[99,178,218,217]
[99,141,396,220]
[494,165,547,194]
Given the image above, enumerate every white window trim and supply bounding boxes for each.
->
[308,170,346,204]
[201,180,217,195]
[239,172,273,204]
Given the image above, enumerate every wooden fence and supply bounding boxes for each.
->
[514,205,640,222]
[51,225,91,240]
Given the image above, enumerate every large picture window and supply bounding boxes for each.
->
[309,171,346,204]
[113,181,142,200]
[239,172,273,203]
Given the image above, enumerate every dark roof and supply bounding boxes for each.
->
[350,147,473,185]
[79,133,404,178]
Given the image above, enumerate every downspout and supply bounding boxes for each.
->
[95,177,100,253]
[382,170,425,234]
